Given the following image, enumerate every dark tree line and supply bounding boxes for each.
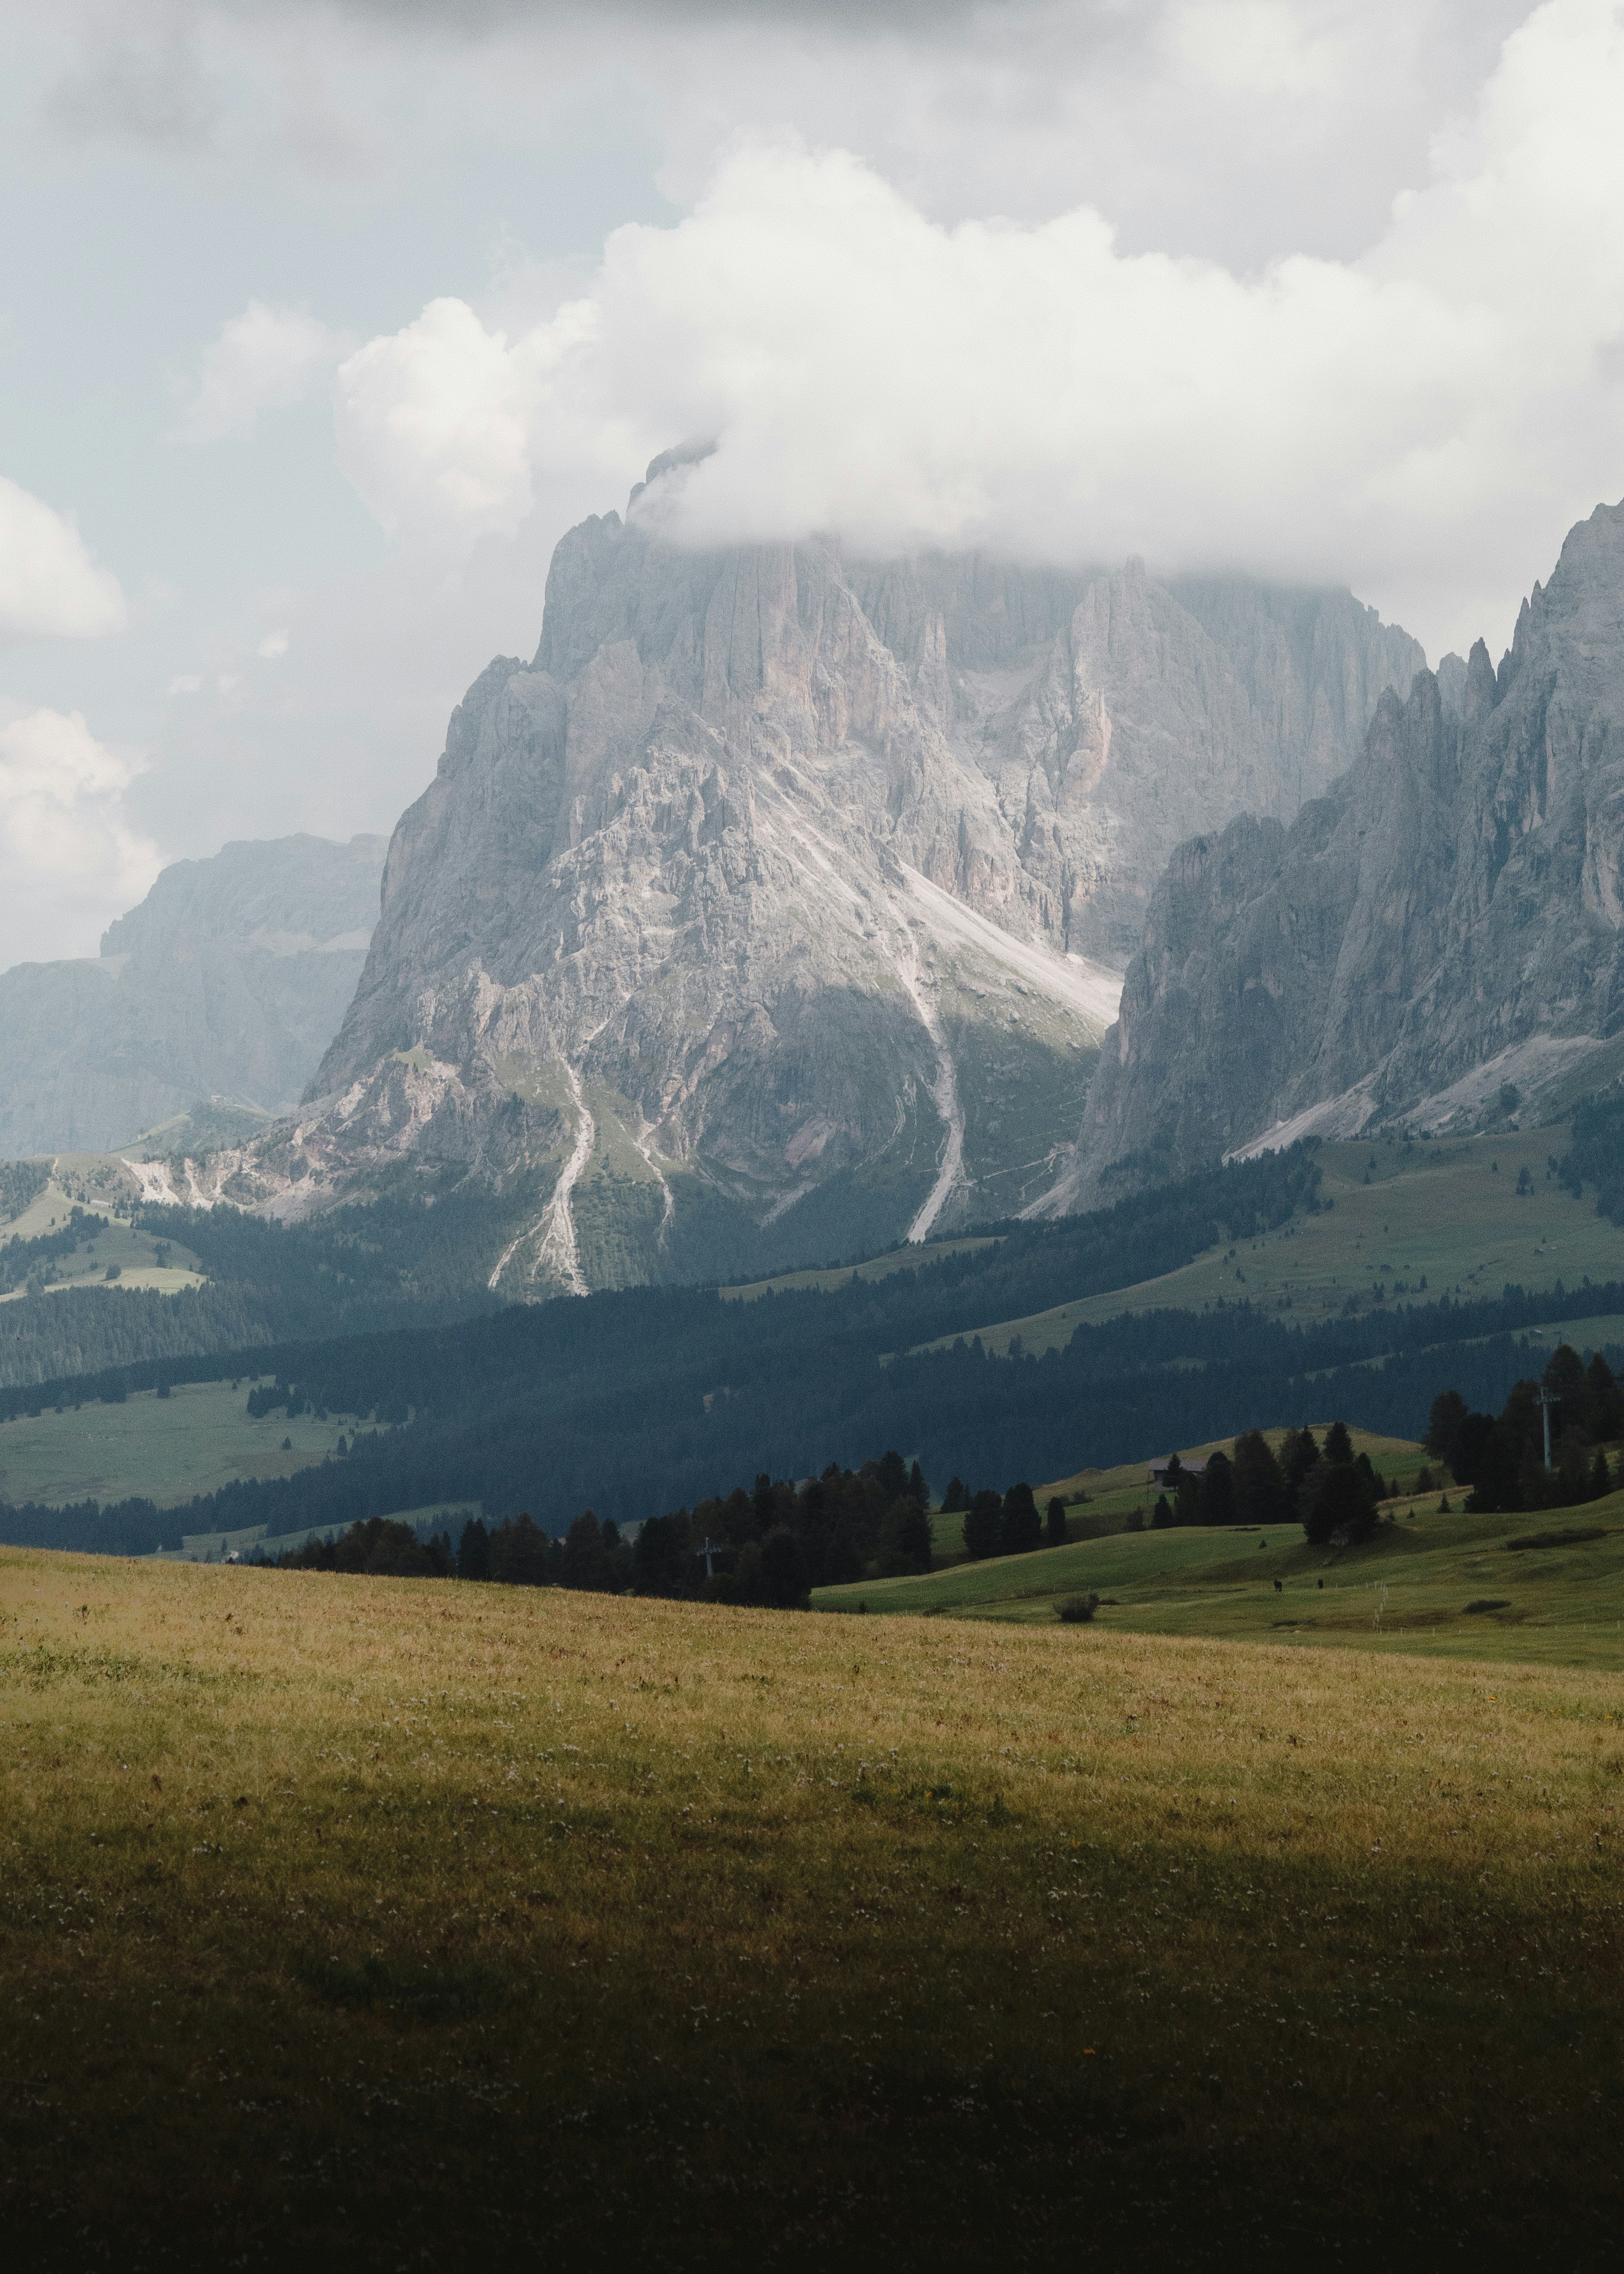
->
[266,1449,937,1608]
[6,1273,1621,1561]
[1426,1345,1619,1513]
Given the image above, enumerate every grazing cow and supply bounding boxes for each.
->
[1273,1578,1283,1593]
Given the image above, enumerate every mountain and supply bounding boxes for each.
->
[183,467,1422,1290]
[1070,499,1624,1191]
[0,834,386,1159]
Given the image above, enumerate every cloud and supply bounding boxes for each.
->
[328,0,1624,658]
[257,627,290,658]
[181,300,358,443]
[0,476,127,643]
[334,294,599,541]
[0,709,162,964]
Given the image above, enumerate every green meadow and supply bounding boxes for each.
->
[0,1380,359,1510]
[828,1488,1624,1674]
[911,1127,1624,1354]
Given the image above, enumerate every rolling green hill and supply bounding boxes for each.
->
[909,1128,1619,1355]
[821,1482,1624,1672]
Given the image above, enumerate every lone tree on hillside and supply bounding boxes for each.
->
[1426,1390,1469,1472]
[1046,1497,1067,1547]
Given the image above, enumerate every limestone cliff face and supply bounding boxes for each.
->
[0,834,384,1158]
[217,475,1420,1291]
[1071,499,1624,1189]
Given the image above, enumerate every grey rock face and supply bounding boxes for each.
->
[0,834,385,1158]
[231,481,1419,1290]
[1071,499,1624,1190]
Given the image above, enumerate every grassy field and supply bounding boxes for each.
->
[2,1549,1622,2268]
[0,1163,205,1299]
[164,1502,481,1563]
[720,1234,1002,1302]
[826,1490,1624,1673]
[0,1381,364,1511]
[911,1127,1624,1354]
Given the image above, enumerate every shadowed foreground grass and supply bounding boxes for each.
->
[3,1548,1623,2271]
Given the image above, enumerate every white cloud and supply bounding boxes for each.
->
[257,627,289,658]
[327,0,1624,659]
[168,673,203,694]
[182,300,356,443]
[0,475,127,643]
[334,295,602,542]
[0,709,162,964]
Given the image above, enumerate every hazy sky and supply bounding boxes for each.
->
[2,0,1620,965]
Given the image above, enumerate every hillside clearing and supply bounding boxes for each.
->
[910,1128,1621,1354]
[0,1380,362,1511]
[3,1547,1622,2268]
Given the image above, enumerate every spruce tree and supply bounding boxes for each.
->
[1046,1497,1067,1547]
[999,1482,1042,1555]
[1200,1449,1238,1527]
[1231,1430,1287,1525]
[963,1490,1003,1560]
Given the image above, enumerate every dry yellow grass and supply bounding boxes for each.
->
[3,1546,1623,2269]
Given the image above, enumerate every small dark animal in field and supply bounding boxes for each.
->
[1273,1579,1282,1593]
[1317,1579,1324,1589]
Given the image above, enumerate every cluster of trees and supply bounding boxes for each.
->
[1555,1091,1624,1222]
[272,1450,938,1607]
[632,1452,934,1605]
[941,1476,1063,1559]
[1427,1345,1619,1513]
[0,1208,109,1297]
[1152,1424,1393,1545]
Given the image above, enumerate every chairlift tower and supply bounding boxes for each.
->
[1537,1386,1562,1471]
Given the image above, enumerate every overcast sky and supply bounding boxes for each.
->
[2,0,1620,966]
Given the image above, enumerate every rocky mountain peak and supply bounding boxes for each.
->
[1070,496,1624,1190]
[188,502,1424,1292]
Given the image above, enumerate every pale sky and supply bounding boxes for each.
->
[3,0,1620,966]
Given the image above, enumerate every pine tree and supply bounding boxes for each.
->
[963,1490,1003,1560]
[1046,1497,1067,1547]
[1231,1430,1288,1525]
[1200,1449,1238,1526]
[456,1517,491,1582]
[999,1482,1042,1555]
[1590,1446,1613,1500]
